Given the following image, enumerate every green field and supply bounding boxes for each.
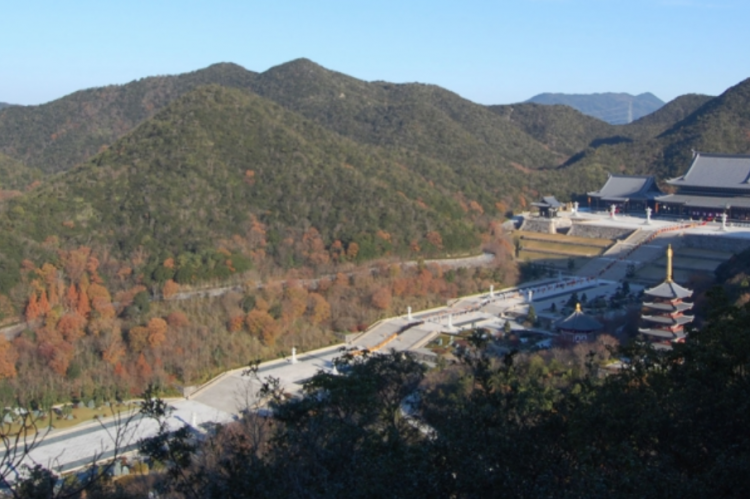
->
[519,239,606,257]
[515,231,614,248]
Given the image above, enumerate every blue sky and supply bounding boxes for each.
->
[2,0,749,106]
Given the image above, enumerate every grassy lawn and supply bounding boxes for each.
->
[515,231,614,248]
[519,240,605,256]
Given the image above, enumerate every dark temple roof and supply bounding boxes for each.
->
[556,305,602,333]
[531,196,563,209]
[654,193,750,209]
[587,175,663,202]
[666,152,750,192]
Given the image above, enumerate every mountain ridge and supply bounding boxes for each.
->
[0,62,258,174]
[0,85,481,293]
[526,91,665,125]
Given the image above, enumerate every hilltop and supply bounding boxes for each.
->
[487,102,615,157]
[0,85,481,294]
[526,92,665,124]
[0,63,257,174]
[562,77,750,180]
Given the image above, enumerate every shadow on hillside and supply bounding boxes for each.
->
[558,135,634,168]
[588,135,633,148]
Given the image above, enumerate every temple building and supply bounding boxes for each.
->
[587,174,663,212]
[531,196,563,218]
[556,303,603,343]
[639,245,694,349]
[655,152,750,220]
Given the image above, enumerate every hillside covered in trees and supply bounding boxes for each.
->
[0,59,748,410]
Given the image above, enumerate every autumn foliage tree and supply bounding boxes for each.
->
[147,317,169,349]
[76,288,91,318]
[0,336,18,379]
[128,326,150,353]
[308,293,331,325]
[228,315,245,333]
[371,287,392,310]
[38,290,51,316]
[245,309,279,346]
[25,293,40,322]
[167,311,189,328]
[56,313,86,343]
[162,279,179,299]
[283,286,308,322]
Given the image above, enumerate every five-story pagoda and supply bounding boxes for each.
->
[639,245,694,349]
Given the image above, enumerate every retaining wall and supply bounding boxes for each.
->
[568,223,633,240]
[682,234,750,254]
[519,218,556,234]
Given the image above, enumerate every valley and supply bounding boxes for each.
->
[0,58,749,494]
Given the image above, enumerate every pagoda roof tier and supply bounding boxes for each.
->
[587,174,662,202]
[644,281,693,300]
[639,328,687,340]
[643,301,694,313]
[641,314,694,326]
[556,305,602,333]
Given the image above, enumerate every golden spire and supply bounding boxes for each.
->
[575,303,581,312]
[666,244,673,283]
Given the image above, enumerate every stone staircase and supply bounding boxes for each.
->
[575,228,682,281]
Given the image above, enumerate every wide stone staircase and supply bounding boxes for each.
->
[575,228,679,281]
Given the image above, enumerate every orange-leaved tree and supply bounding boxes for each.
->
[245,310,279,346]
[147,318,169,349]
[0,336,18,379]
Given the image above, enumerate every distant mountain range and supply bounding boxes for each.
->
[526,92,666,125]
[0,102,14,110]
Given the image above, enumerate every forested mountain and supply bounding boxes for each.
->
[0,85,481,294]
[0,57,744,198]
[0,151,40,192]
[487,103,615,157]
[0,102,13,110]
[527,91,665,124]
[623,93,714,138]
[0,60,748,285]
[0,62,750,483]
[245,59,571,208]
[249,59,562,166]
[563,77,750,180]
[0,63,257,174]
